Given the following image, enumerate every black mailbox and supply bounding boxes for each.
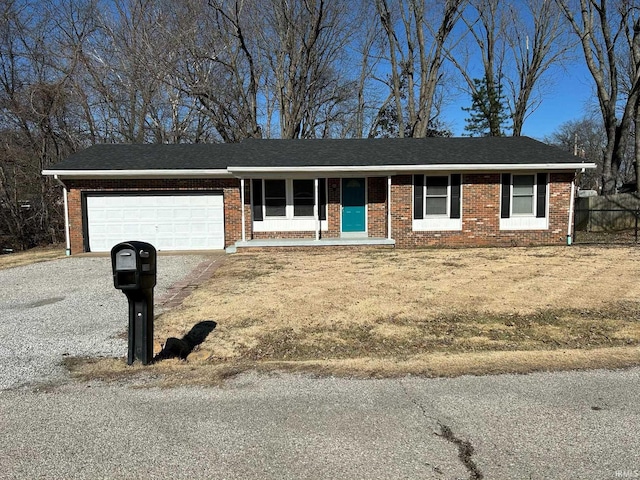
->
[111,241,157,365]
[112,242,157,290]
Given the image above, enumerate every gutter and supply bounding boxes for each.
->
[42,162,597,180]
[41,168,232,179]
[228,162,597,176]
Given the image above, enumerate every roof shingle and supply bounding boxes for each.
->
[48,137,583,171]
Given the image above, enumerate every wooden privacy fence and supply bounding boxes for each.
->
[574,193,640,244]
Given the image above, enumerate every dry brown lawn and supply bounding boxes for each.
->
[0,244,66,270]
[68,246,640,386]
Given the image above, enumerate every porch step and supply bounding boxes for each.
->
[231,237,395,251]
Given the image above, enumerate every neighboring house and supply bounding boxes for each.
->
[42,137,595,254]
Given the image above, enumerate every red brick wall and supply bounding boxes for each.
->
[65,178,241,253]
[368,177,388,238]
[392,172,573,248]
[242,177,383,240]
[325,178,341,238]
[67,188,83,254]
[65,172,574,253]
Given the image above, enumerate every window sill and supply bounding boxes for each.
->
[500,217,548,230]
[254,218,328,232]
[413,218,462,231]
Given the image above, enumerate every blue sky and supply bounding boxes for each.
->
[519,66,595,140]
[439,57,597,141]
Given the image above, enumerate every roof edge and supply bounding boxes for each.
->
[42,169,232,179]
[43,162,596,179]
[228,163,597,174]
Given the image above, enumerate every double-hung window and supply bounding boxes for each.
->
[511,175,535,215]
[500,173,548,230]
[251,179,327,230]
[292,179,315,217]
[413,174,462,231]
[264,180,286,217]
[425,176,449,216]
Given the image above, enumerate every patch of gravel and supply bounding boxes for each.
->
[0,255,207,390]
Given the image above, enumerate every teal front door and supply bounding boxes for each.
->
[342,178,366,233]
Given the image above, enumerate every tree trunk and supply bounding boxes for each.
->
[635,97,640,193]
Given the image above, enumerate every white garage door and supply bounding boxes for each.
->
[86,193,225,252]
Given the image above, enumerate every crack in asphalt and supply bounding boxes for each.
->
[436,423,484,480]
[398,379,484,480]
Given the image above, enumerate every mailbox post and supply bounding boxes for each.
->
[111,241,157,365]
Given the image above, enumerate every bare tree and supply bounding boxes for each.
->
[376,0,465,138]
[556,0,640,194]
[450,0,571,136]
[506,0,573,136]
[168,0,263,143]
[617,0,640,192]
[258,0,355,139]
[350,0,384,138]
[458,0,507,136]
[0,0,81,248]
[545,116,607,190]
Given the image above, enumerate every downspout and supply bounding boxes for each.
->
[387,176,392,240]
[54,175,71,256]
[567,175,576,246]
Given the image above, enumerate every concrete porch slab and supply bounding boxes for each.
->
[232,237,395,250]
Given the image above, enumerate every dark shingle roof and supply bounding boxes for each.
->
[48,137,584,171]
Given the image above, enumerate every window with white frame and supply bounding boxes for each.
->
[425,176,449,216]
[293,179,315,216]
[501,173,547,219]
[511,174,535,215]
[412,174,462,231]
[500,173,549,230]
[413,174,461,220]
[252,178,327,221]
[264,179,286,217]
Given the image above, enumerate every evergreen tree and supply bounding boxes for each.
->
[463,76,510,137]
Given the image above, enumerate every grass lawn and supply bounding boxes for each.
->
[0,244,66,270]
[68,246,640,387]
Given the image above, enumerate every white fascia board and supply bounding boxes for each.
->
[228,162,597,175]
[42,161,597,179]
[228,166,397,178]
[41,169,232,179]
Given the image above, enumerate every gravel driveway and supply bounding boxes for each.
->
[0,255,207,390]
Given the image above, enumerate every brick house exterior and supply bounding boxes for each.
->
[43,138,594,253]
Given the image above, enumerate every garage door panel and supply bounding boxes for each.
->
[86,194,225,252]
[155,209,175,220]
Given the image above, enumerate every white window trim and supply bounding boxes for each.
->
[424,175,450,218]
[500,172,549,231]
[510,174,536,217]
[255,178,328,232]
[413,174,462,232]
[263,179,287,218]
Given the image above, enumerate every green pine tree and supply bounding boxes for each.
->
[463,76,510,137]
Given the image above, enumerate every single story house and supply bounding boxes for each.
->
[42,137,595,254]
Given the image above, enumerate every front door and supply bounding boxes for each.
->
[342,178,366,233]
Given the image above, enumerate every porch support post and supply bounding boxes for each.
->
[387,175,392,240]
[62,184,71,255]
[314,178,320,240]
[240,177,246,242]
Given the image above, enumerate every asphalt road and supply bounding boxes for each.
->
[1,256,639,479]
[0,369,639,479]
